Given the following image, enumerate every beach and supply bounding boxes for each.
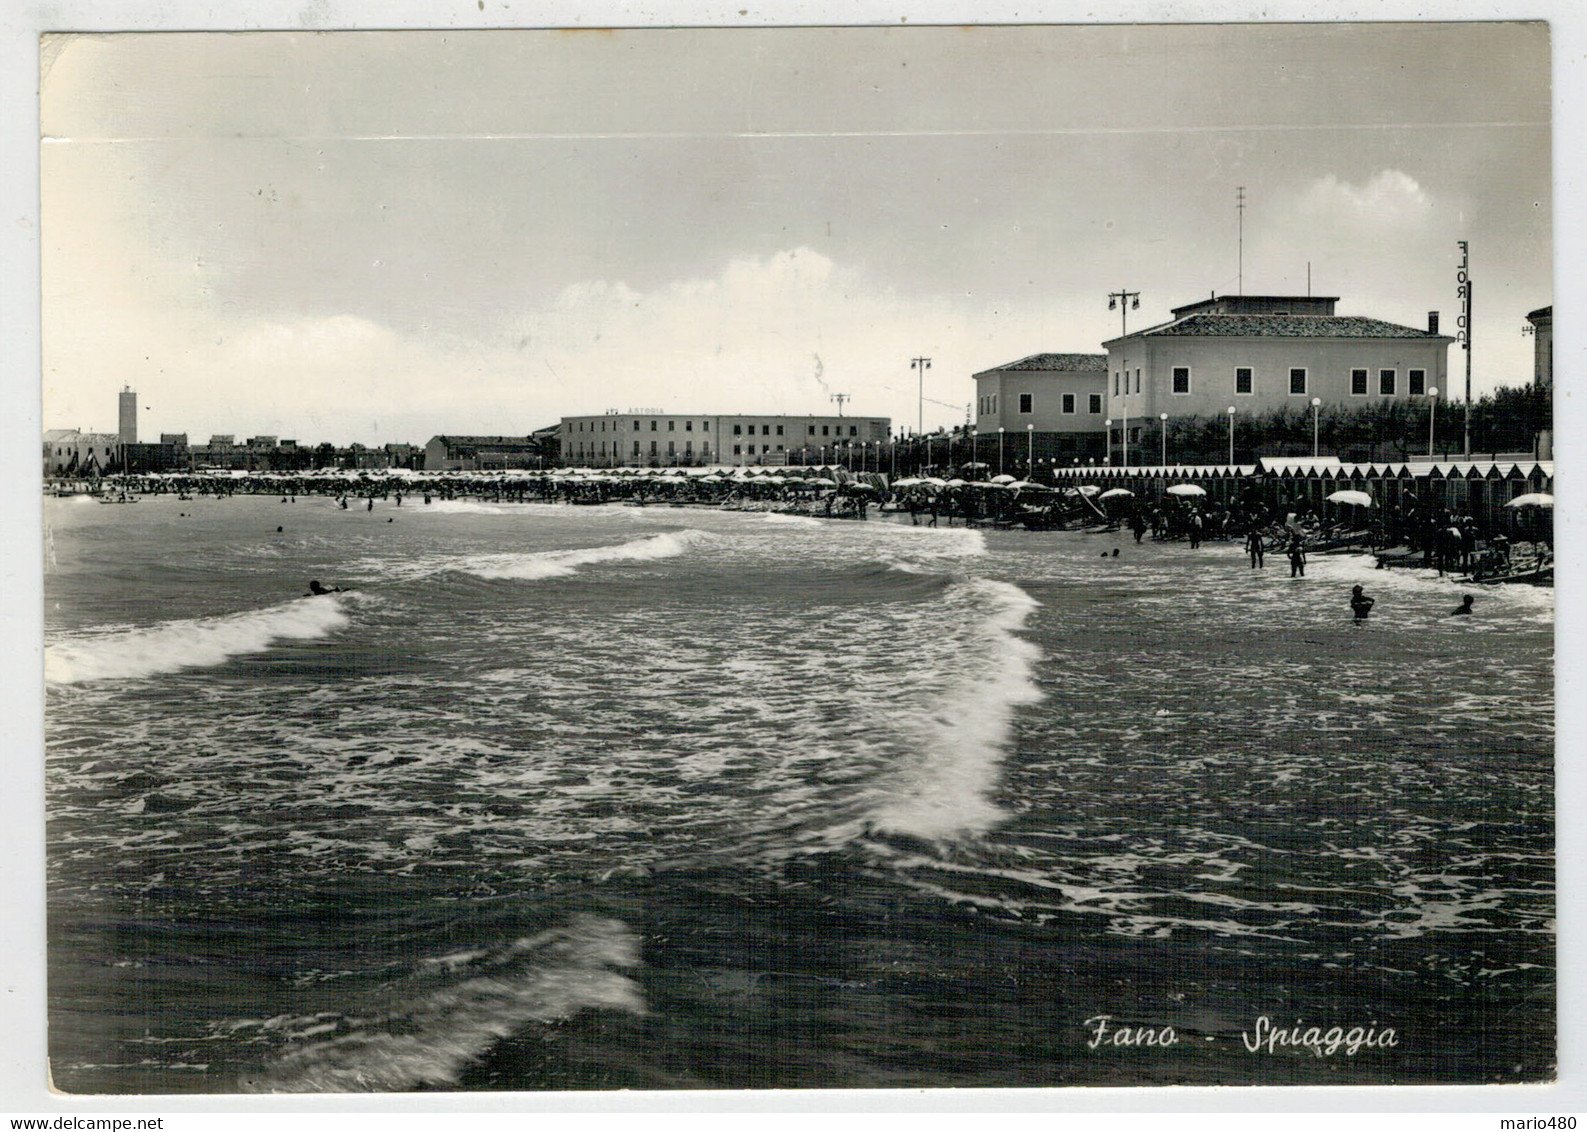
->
[42,490,1554,1092]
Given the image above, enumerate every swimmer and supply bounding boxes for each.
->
[276,526,283,532]
[1350,584,1375,622]
[1453,594,1475,616]
[1112,548,1120,557]
[306,580,343,596]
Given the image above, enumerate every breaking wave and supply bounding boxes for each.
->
[45,596,352,685]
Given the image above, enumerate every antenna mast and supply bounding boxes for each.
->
[1236,186,1246,296]
[830,392,850,417]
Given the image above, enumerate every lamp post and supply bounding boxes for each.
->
[998,427,1005,476]
[1226,406,1236,465]
[1108,288,1140,469]
[1428,387,1439,458]
[1159,412,1169,467]
[971,430,978,472]
[1311,397,1322,458]
[911,357,931,438]
[1104,419,1112,466]
[1026,423,1034,473]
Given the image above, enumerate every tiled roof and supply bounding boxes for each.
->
[977,352,1108,375]
[1126,314,1448,340]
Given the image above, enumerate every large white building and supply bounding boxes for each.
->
[1102,293,1454,452]
[560,412,890,467]
[972,353,1109,463]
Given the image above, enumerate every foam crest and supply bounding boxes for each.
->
[460,529,713,580]
[867,579,1043,840]
[410,500,509,516]
[45,596,351,685]
[241,915,644,1093]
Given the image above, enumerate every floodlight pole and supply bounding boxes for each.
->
[1456,242,1473,458]
[1108,289,1140,468]
[910,357,931,438]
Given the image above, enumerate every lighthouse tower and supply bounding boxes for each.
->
[118,386,137,445]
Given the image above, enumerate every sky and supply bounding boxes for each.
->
[39,22,1552,446]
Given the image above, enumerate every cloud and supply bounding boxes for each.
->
[1291,170,1436,234]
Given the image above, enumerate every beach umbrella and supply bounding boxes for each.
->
[945,478,968,488]
[1069,484,1102,497]
[989,474,1017,485]
[962,462,990,471]
[1166,484,1207,497]
[1505,492,1554,509]
[1325,490,1374,508]
[1097,487,1134,500]
[1006,481,1045,491]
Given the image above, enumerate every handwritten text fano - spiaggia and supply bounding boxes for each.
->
[1083,1014,1399,1057]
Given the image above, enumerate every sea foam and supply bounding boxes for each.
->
[459,529,713,580]
[240,914,644,1093]
[866,578,1043,841]
[45,596,351,685]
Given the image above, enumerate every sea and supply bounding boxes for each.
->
[41,491,1555,1093]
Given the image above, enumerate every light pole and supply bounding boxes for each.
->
[1108,288,1140,469]
[1104,419,1112,466]
[998,427,1005,476]
[1159,412,1169,467]
[1226,406,1236,465]
[1311,397,1322,458]
[1428,387,1439,458]
[971,430,978,472]
[911,357,931,438]
[1026,423,1034,473]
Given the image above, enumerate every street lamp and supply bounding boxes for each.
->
[911,357,931,437]
[1026,422,1034,473]
[1311,397,1323,458]
[1428,387,1439,458]
[1159,412,1169,467]
[1109,288,1140,469]
[998,427,1005,476]
[1226,406,1236,465]
[1104,419,1112,466]
[971,429,978,471]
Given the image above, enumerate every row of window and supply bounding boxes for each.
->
[1116,367,1432,397]
[570,419,864,437]
[980,393,1106,416]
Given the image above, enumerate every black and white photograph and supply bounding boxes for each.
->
[14,2,1574,1113]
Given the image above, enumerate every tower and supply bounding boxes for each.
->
[118,386,137,444]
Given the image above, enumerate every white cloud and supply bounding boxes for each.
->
[1292,170,1436,234]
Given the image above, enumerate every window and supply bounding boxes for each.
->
[1236,367,1253,395]
[668,420,675,431]
[1379,369,1396,395]
[1114,373,1120,396]
[1135,369,1142,394]
[1089,393,1102,414]
[733,424,742,435]
[1409,369,1426,395]
[668,440,675,453]
[1062,393,1076,414]
[776,425,784,436]
[686,420,693,431]
[633,440,640,455]
[762,425,770,436]
[849,426,857,437]
[649,440,657,453]
[1290,368,1308,395]
[1351,368,1369,396]
[1019,393,1033,414]
[650,421,657,431]
[733,444,742,456]
[1172,366,1191,394]
[685,440,693,453]
[747,445,755,455]
[776,445,784,452]
[633,420,640,431]
[808,425,816,436]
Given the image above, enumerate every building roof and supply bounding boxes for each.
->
[427,435,536,445]
[43,429,81,441]
[975,352,1109,376]
[1105,313,1453,344]
[1527,305,1552,322]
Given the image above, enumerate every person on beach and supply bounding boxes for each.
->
[1453,594,1475,616]
[1245,528,1265,569]
[1187,511,1203,550]
[1129,512,1147,544]
[1287,533,1307,578]
[1350,585,1375,622]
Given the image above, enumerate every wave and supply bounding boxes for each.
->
[864,579,1043,841]
[45,596,352,685]
[458,529,713,581]
[408,500,510,516]
[239,915,644,1093]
